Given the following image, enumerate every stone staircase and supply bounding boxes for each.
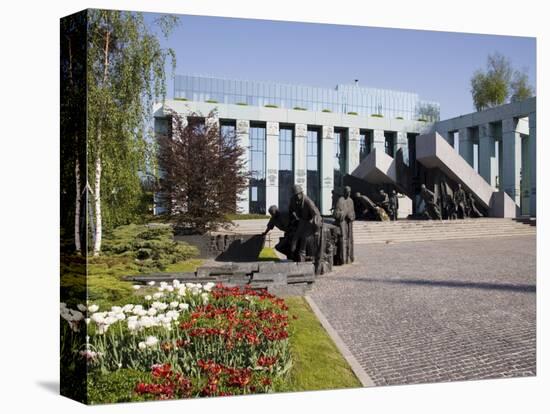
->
[229,218,535,245]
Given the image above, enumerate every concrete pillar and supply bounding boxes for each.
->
[294,123,308,192]
[373,129,385,153]
[236,119,250,214]
[265,122,279,212]
[396,131,408,163]
[347,127,360,174]
[321,125,334,215]
[501,118,521,206]
[528,112,536,216]
[478,123,497,188]
[459,128,474,166]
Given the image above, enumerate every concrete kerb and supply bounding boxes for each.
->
[304,295,375,388]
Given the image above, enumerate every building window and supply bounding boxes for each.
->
[384,131,395,157]
[249,124,266,214]
[220,120,236,145]
[333,128,347,191]
[307,128,321,208]
[359,129,372,162]
[219,120,237,212]
[278,126,294,212]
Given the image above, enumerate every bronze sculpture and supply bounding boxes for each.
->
[355,192,389,221]
[333,186,355,265]
[288,184,322,262]
[377,189,391,216]
[420,184,442,220]
[389,190,399,221]
[454,183,467,219]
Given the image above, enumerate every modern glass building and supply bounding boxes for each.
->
[157,74,445,215]
[174,75,440,122]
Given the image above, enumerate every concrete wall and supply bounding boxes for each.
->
[155,97,537,217]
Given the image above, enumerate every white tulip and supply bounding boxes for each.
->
[127,320,139,331]
[145,336,158,347]
[147,281,156,286]
[138,341,146,350]
[170,301,179,309]
[132,285,141,290]
[77,304,87,312]
[88,304,99,313]
[122,304,134,313]
[178,303,190,311]
[144,295,152,301]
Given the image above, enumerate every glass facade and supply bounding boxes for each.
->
[384,131,395,157]
[220,120,236,145]
[278,127,294,212]
[359,129,372,162]
[306,128,321,208]
[174,75,440,121]
[249,124,266,214]
[333,129,347,191]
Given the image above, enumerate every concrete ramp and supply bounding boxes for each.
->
[350,148,412,197]
[351,148,396,184]
[416,132,517,217]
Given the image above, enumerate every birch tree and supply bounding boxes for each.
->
[61,12,87,253]
[87,10,177,255]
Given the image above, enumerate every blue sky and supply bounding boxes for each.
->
[145,13,536,120]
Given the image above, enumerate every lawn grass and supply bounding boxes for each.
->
[258,247,280,261]
[275,297,362,392]
[226,213,268,220]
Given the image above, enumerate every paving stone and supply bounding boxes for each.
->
[309,236,536,386]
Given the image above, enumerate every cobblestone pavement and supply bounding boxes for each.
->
[309,235,536,386]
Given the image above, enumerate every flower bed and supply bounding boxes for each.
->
[61,282,292,401]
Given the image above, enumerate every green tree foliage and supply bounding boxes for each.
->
[416,102,440,122]
[510,70,535,103]
[87,10,178,254]
[470,52,534,111]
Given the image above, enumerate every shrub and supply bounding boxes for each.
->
[157,110,249,234]
[205,99,218,103]
[100,224,198,271]
[293,106,307,111]
[264,104,279,108]
[235,102,248,106]
[371,113,383,118]
[321,109,332,113]
[417,118,428,122]
[347,111,358,115]
[174,97,188,101]
[395,116,404,120]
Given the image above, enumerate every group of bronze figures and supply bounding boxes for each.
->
[262,181,484,274]
[420,183,483,220]
[262,184,355,275]
[353,188,399,221]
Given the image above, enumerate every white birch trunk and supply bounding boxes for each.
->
[92,152,102,256]
[74,157,81,253]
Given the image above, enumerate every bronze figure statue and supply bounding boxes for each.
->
[420,184,442,220]
[333,186,355,265]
